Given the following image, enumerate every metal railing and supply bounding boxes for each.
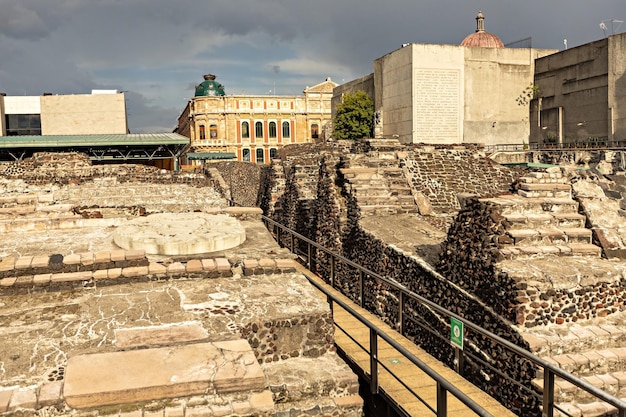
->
[262,215,626,417]
[485,139,626,154]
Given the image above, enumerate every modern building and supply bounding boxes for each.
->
[333,12,557,146]
[176,74,337,165]
[0,91,188,169]
[530,32,626,147]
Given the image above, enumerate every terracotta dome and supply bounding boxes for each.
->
[460,11,504,48]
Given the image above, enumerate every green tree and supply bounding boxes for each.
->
[333,90,374,140]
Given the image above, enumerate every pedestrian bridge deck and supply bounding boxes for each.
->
[295,263,515,417]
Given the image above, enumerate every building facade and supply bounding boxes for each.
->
[530,32,626,147]
[176,75,337,164]
[0,91,127,136]
[333,12,557,146]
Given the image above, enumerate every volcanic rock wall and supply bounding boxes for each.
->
[262,143,539,415]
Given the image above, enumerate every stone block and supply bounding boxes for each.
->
[115,322,209,349]
[63,253,81,265]
[122,266,149,278]
[186,407,214,417]
[164,406,185,417]
[79,252,95,266]
[186,259,203,273]
[209,404,233,417]
[51,271,93,283]
[92,270,109,280]
[108,268,122,279]
[0,277,16,287]
[0,257,16,272]
[110,249,126,262]
[0,389,13,413]
[126,249,147,261]
[14,256,33,269]
[38,380,63,407]
[275,259,294,270]
[31,255,50,269]
[148,263,167,275]
[33,274,52,285]
[8,386,37,411]
[334,394,363,408]
[258,258,275,268]
[215,258,231,272]
[249,390,275,412]
[231,400,252,415]
[64,340,264,409]
[201,259,216,271]
[94,250,111,264]
[167,262,186,275]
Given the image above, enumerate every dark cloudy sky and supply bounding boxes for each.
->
[1,0,624,133]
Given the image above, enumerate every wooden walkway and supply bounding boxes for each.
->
[295,264,516,417]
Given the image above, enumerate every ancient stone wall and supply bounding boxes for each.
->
[402,145,519,212]
[262,144,539,415]
[438,198,626,328]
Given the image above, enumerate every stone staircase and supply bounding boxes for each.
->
[340,161,418,216]
[522,311,626,416]
[484,170,603,258]
[484,169,626,415]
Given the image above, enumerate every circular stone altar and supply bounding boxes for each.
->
[113,213,246,255]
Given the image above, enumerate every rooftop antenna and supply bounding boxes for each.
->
[600,19,624,37]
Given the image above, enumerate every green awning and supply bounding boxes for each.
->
[187,152,236,160]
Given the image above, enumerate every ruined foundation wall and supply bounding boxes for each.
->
[402,145,519,212]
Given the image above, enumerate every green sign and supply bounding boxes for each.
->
[450,317,464,349]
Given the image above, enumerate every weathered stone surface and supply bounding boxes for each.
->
[64,340,264,409]
[115,322,209,348]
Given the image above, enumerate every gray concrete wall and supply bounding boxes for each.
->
[608,33,626,141]
[531,38,611,146]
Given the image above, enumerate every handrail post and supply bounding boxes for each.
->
[454,346,464,376]
[542,368,555,417]
[398,290,404,335]
[290,232,294,253]
[370,327,379,394]
[436,381,448,417]
[277,227,281,248]
[359,270,364,308]
[330,256,335,288]
[307,242,312,270]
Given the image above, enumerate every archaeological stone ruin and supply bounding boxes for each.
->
[0,143,626,416]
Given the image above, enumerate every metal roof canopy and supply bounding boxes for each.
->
[187,152,236,161]
[0,133,190,162]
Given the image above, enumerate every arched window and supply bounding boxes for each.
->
[270,148,278,160]
[282,121,290,138]
[311,124,319,139]
[255,121,263,139]
[199,125,206,140]
[242,122,250,139]
[242,148,251,162]
[209,124,218,139]
[269,122,277,138]
[256,148,264,163]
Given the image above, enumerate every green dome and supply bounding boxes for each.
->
[195,74,226,97]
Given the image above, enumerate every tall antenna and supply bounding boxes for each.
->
[600,19,624,37]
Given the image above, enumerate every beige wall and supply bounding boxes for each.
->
[464,47,555,146]
[40,93,127,135]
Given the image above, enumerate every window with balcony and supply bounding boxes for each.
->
[270,148,278,160]
[209,124,218,139]
[282,121,290,138]
[242,148,251,162]
[255,121,263,140]
[199,125,206,140]
[242,122,250,139]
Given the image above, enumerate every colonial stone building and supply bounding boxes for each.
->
[530,31,626,147]
[333,12,557,146]
[176,75,337,165]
